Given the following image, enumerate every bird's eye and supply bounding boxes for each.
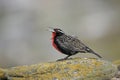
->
[57,29,61,31]
[57,29,64,33]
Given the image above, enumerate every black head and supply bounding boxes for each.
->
[48,27,64,35]
[54,28,64,33]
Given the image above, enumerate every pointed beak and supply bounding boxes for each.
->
[48,27,55,32]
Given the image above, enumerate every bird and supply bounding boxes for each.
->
[48,27,102,60]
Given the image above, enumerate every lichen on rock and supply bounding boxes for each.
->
[0,58,118,80]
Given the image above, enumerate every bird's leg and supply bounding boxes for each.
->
[57,55,71,61]
[64,55,71,59]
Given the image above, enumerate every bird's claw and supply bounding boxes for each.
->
[56,57,73,61]
[56,58,67,61]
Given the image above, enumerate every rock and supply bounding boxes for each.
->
[111,59,120,80]
[0,58,117,80]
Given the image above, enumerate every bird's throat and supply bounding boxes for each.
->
[51,32,61,52]
[51,32,56,40]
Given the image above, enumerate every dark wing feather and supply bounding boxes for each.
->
[55,34,102,58]
[56,34,87,53]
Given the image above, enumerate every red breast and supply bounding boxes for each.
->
[51,32,61,52]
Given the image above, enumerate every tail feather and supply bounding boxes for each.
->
[91,51,102,58]
[85,47,102,58]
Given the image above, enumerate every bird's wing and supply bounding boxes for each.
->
[56,34,102,58]
[56,35,87,52]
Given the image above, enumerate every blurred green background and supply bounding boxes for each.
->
[0,0,120,68]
